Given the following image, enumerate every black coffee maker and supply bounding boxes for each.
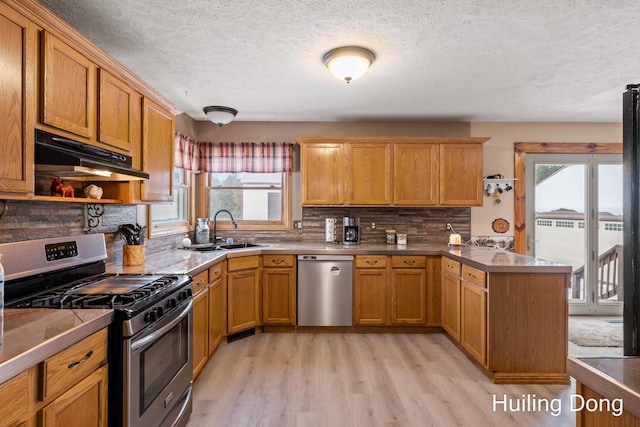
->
[343,216,360,245]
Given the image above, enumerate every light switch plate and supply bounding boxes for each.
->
[293,220,302,229]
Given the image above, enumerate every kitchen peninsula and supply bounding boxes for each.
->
[110,242,572,384]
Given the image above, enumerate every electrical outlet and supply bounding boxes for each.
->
[293,220,302,230]
[371,222,376,229]
[446,221,453,231]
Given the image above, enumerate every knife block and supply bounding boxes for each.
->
[123,244,145,266]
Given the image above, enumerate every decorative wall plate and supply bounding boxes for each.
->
[492,218,510,233]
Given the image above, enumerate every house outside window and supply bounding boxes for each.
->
[150,167,193,236]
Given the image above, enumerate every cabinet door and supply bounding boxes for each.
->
[98,69,140,154]
[461,281,487,365]
[192,288,209,379]
[0,370,29,426]
[425,256,442,326]
[439,143,483,206]
[348,143,391,205]
[390,268,427,325]
[394,143,438,205]
[0,4,35,195]
[262,260,296,325]
[300,143,344,205]
[208,263,226,355]
[441,272,461,340]
[354,268,388,325]
[41,364,108,427]
[41,31,96,139]
[227,268,260,334]
[141,98,174,202]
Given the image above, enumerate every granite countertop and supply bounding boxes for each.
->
[107,242,572,276]
[0,308,114,384]
[567,356,640,419]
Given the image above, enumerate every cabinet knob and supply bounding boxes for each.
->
[404,259,416,265]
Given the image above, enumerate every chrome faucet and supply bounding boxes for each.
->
[212,209,238,245]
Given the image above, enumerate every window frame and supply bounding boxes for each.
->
[197,171,292,231]
[149,167,195,237]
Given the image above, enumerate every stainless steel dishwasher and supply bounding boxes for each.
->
[297,255,354,326]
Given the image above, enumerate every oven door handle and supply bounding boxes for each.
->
[131,299,193,351]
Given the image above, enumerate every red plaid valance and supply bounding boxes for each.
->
[175,132,199,171]
[175,132,293,173]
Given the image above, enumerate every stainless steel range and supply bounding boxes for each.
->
[2,234,193,427]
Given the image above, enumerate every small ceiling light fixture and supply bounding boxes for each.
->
[203,105,238,126]
[322,46,375,83]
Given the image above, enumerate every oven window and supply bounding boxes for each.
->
[140,316,189,412]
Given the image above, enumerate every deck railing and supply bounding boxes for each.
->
[571,244,623,301]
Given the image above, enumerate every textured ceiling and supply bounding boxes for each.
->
[39,0,640,123]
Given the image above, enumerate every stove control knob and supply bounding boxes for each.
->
[185,288,193,298]
[155,307,164,318]
[145,310,157,323]
[167,298,177,308]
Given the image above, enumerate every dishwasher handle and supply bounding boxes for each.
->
[297,254,354,262]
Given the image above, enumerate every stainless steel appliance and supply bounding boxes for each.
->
[297,255,353,326]
[2,234,193,427]
[342,216,360,245]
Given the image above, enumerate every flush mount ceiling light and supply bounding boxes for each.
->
[203,105,238,126]
[322,46,375,83]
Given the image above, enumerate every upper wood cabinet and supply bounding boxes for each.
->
[394,143,438,205]
[0,3,36,196]
[141,98,174,202]
[300,142,345,205]
[41,31,97,140]
[439,143,484,206]
[298,137,488,207]
[98,69,141,154]
[347,143,392,205]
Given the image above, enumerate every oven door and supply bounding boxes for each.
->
[125,299,193,427]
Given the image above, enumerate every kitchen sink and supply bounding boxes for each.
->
[189,242,264,251]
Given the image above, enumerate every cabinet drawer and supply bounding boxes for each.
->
[462,264,486,288]
[391,256,426,269]
[228,255,260,272]
[40,328,108,400]
[441,257,461,276]
[209,262,225,280]
[355,255,387,269]
[262,255,295,268]
[192,270,209,294]
[0,370,30,425]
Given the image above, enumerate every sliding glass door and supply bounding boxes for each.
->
[526,153,623,315]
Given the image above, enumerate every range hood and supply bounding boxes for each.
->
[35,130,149,181]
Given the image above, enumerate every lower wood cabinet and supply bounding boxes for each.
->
[354,255,429,326]
[354,256,388,325]
[0,328,109,426]
[262,255,296,325]
[441,257,461,340]
[192,269,209,379]
[460,265,487,365]
[208,262,227,355]
[227,256,261,334]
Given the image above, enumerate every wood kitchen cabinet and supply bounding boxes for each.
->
[98,69,141,155]
[208,261,227,355]
[191,269,209,379]
[227,256,261,334]
[394,143,438,205]
[347,143,392,205]
[298,137,488,207]
[140,98,174,202]
[354,256,388,325]
[0,370,30,426]
[460,264,487,365]
[390,256,427,325]
[439,143,484,206]
[262,255,296,325]
[299,141,345,205]
[41,31,97,140]
[441,257,461,340]
[0,3,36,196]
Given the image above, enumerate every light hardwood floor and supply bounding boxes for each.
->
[189,333,576,426]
